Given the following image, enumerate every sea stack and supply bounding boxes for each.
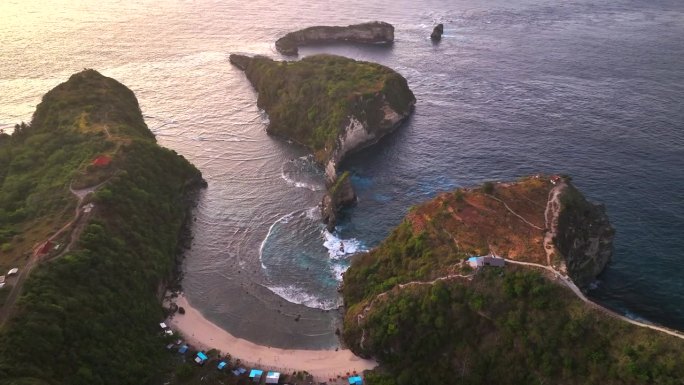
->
[275,21,395,56]
[431,24,444,41]
[229,54,415,230]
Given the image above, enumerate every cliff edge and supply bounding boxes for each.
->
[230,53,415,230]
[339,177,684,385]
[275,21,394,56]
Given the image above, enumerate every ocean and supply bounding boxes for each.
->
[1,0,683,349]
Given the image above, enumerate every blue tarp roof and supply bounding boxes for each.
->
[348,376,363,385]
[178,345,188,353]
[249,369,263,378]
[218,361,227,369]
[197,352,208,360]
[468,257,478,262]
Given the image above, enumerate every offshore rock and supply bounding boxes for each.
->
[431,23,444,41]
[275,21,395,56]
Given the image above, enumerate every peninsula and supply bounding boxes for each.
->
[0,70,205,384]
[230,54,415,230]
[275,21,395,56]
[342,176,684,384]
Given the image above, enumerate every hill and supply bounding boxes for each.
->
[230,54,415,229]
[342,176,684,385]
[0,70,204,385]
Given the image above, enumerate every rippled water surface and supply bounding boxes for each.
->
[1,0,683,348]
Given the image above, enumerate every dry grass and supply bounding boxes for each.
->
[407,176,552,264]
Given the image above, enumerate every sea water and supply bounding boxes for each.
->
[1,0,683,348]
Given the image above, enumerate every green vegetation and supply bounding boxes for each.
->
[345,267,684,384]
[343,181,684,385]
[0,70,203,385]
[236,54,414,164]
[329,171,351,197]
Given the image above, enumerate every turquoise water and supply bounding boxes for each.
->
[1,0,682,348]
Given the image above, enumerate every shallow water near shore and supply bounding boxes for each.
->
[1,0,683,348]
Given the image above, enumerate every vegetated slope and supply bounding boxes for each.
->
[230,54,415,230]
[230,54,415,168]
[342,177,683,385]
[0,70,203,385]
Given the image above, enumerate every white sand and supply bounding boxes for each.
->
[167,294,377,380]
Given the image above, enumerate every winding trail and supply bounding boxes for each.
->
[0,180,108,325]
[484,193,544,231]
[543,183,566,267]
[352,179,684,351]
[503,258,684,340]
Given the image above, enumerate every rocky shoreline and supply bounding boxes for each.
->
[275,21,394,56]
[230,53,415,230]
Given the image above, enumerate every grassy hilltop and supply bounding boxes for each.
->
[230,54,415,166]
[342,177,684,385]
[0,70,203,385]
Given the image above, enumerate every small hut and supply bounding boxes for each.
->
[194,351,208,365]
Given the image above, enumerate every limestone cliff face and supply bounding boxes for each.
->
[323,95,409,182]
[553,182,615,289]
[229,53,415,230]
[275,21,394,56]
[321,171,356,228]
[319,98,411,230]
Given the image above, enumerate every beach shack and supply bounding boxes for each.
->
[195,351,208,365]
[467,255,505,268]
[217,361,227,370]
[249,369,264,382]
[265,371,280,384]
[178,345,189,354]
[348,376,363,385]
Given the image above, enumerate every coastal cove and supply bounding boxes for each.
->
[1,0,683,352]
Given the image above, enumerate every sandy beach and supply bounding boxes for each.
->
[166,294,377,380]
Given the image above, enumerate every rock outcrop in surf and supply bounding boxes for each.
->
[431,23,444,41]
[230,53,415,230]
[275,21,395,56]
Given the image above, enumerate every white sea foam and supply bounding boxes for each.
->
[267,285,342,310]
[280,156,325,191]
[322,230,366,260]
[331,263,348,281]
[281,170,324,191]
[305,206,321,220]
[258,211,297,270]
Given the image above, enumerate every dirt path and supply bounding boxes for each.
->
[0,181,106,325]
[484,193,544,231]
[355,270,473,348]
[543,182,566,267]
[503,258,684,340]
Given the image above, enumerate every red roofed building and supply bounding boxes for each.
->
[92,155,112,167]
[38,241,53,255]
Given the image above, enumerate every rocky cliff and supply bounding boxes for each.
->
[553,180,615,288]
[229,53,415,230]
[342,175,613,306]
[275,21,394,56]
[431,24,444,41]
[337,177,684,385]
